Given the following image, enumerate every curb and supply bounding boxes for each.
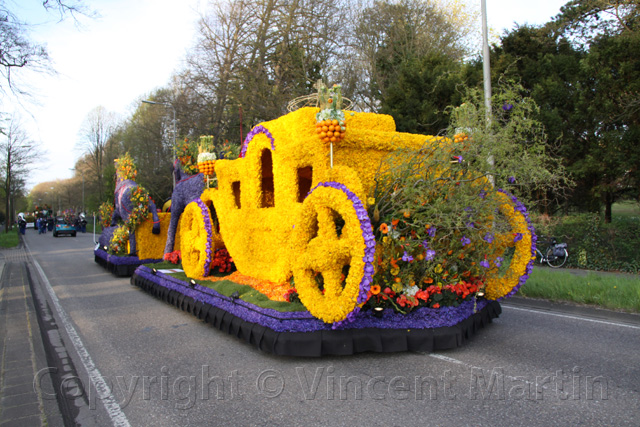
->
[503,295,640,326]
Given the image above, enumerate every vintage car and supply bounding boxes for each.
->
[53,216,77,237]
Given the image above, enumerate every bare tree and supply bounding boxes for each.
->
[0,0,92,97]
[185,0,344,146]
[186,0,253,142]
[0,115,38,231]
[77,106,118,201]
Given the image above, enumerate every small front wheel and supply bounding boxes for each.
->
[180,199,214,278]
[546,248,568,268]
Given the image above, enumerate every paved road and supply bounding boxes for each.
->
[12,230,640,426]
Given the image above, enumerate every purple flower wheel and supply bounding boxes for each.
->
[292,182,375,324]
[180,199,215,278]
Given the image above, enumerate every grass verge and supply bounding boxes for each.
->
[518,267,640,313]
[0,228,20,248]
[147,263,306,313]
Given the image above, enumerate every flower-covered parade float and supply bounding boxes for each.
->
[94,153,168,276]
[126,85,536,356]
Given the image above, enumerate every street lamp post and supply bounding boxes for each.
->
[142,99,177,188]
[481,0,495,185]
[481,0,491,122]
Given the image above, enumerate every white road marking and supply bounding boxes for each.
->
[24,241,131,427]
[502,304,640,330]
[429,354,538,386]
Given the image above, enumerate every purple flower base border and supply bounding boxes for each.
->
[94,248,162,277]
[130,265,501,356]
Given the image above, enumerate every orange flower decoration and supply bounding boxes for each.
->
[370,285,381,295]
[391,219,400,228]
[423,277,434,284]
[379,223,389,234]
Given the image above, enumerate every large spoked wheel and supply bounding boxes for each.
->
[484,191,535,300]
[292,182,375,324]
[180,199,214,278]
[546,248,568,268]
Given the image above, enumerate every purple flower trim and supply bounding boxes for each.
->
[94,248,161,266]
[195,198,213,277]
[305,182,376,328]
[239,125,275,158]
[135,266,487,332]
[495,188,537,300]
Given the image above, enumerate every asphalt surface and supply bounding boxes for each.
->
[2,229,639,426]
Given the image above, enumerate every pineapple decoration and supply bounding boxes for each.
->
[315,82,346,147]
[197,135,217,175]
[453,133,469,144]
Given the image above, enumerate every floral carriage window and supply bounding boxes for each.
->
[232,181,241,208]
[260,149,275,208]
[297,166,313,203]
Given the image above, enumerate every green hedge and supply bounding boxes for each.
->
[532,213,640,273]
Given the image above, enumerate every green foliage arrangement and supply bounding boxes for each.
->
[98,202,114,229]
[445,80,570,202]
[175,139,199,175]
[363,80,569,312]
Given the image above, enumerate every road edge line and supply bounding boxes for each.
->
[23,240,131,427]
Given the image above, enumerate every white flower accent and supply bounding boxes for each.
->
[405,285,419,297]
[197,152,217,163]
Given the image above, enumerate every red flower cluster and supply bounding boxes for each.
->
[284,288,299,303]
[415,281,480,302]
[415,285,443,302]
[396,294,419,308]
[365,278,484,313]
[163,250,181,264]
[447,281,480,299]
[210,248,234,273]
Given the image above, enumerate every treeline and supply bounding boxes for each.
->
[63,0,637,221]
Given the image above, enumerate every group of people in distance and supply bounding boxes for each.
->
[17,212,87,235]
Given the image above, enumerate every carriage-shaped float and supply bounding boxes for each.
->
[99,91,535,355]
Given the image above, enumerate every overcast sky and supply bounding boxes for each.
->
[5,0,569,189]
